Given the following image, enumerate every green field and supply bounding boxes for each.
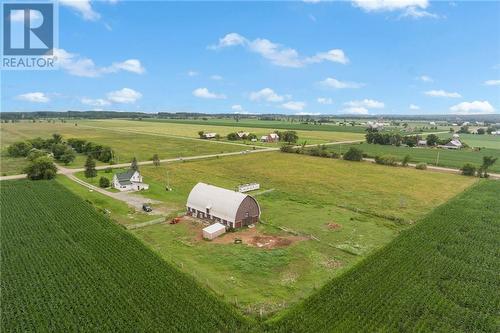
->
[266,180,500,332]
[330,142,500,173]
[0,121,251,174]
[0,179,249,331]
[77,152,474,315]
[438,133,500,149]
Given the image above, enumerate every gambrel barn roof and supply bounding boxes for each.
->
[187,183,260,222]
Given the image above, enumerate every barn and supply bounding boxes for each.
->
[186,182,260,228]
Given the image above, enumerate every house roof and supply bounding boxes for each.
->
[116,169,137,182]
[187,183,250,222]
[203,222,226,234]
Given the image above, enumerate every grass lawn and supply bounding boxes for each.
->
[329,142,500,173]
[267,180,500,332]
[87,151,476,315]
[438,133,500,149]
[0,153,30,176]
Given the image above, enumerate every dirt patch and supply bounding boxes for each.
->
[326,222,342,230]
[211,227,307,249]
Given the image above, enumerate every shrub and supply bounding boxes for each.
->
[24,156,57,180]
[7,141,32,157]
[415,163,427,170]
[374,155,399,166]
[401,155,411,167]
[343,147,363,161]
[280,144,295,153]
[460,163,476,176]
[330,152,340,159]
[227,132,239,141]
[99,177,111,188]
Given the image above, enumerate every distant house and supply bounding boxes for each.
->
[439,134,462,150]
[492,131,500,136]
[112,170,149,191]
[417,140,428,147]
[203,132,217,139]
[237,132,250,139]
[186,182,260,229]
[260,133,279,143]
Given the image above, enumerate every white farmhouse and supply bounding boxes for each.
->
[112,170,149,191]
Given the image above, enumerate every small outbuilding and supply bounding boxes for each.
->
[203,132,217,139]
[186,182,261,228]
[260,133,279,143]
[202,222,226,240]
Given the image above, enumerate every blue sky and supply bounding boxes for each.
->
[2,0,500,115]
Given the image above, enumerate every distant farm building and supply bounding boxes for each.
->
[237,132,250,139]
[112,170,149,191]
[439,134,462,149]
[186,182,261,229]
[202,222,226,240]
[238,183,260,193]
[202,132,217,139]
[261,133,279,143]
[417,140,428,147]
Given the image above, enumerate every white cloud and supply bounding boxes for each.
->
[249,88,286,102]
[484,80,500,86]
[60,0,100,21]
[106,88,142,104]
[210,33,348,68]
[53,49,145,78]
[210,75,223,80]
[401,7,439,19]
[105,59,145,74]
[352,0,428,12]
[417,75,433,82]
[320,77,364,89]
[80,98,111,107]
[317,97,333,105]
[192,88,226,99]
[16,92,50,103]
[343,107,369,115]
[187,70,199,77]
[424,89,461,98]
[409,104,420,110]
[231,104,244,112]
[345,99,385,109]
[281,101,306,111]
[449,101,495,115]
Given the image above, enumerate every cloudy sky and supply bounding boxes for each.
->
[2,0,500,115]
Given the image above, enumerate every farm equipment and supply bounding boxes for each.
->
[170,217,181,225]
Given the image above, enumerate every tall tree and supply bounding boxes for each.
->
[152,154,160,167]
[52,133,63,144]
[130,157,139,171]
[479,156,498,178]
[84,156,97,179]
[24,156,57,180]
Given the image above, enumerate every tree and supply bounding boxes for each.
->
[59,148,76,165]
[460,163,476,176]
[152,154,160,166]
[99,177,111,188]
[426,134,439,146]
[402,155,411,167]
[282,131,299,144]
[130,157,139,171]
[247,133,257,141]
[214,134,221,140]
[51,143,67,160]
[478,156,498,178]
[343,147,363,161]
[7,141,33,157]
[27,148,46,161]
[476,128,485,135]
[458,126,470,134]
[198,131,205,138]
[227,132,239,141]
[51,133,63,144]
[24,156,57,180]
[84,156,97,179]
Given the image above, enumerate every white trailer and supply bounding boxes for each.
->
[202,223,226,240]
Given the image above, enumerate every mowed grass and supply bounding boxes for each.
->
[266,180,500,332]
[331,142,500,173]
[0,179,249,332]
[76,119,365,145]
[109,152,475,314]
[438,133,500,149]
[0,121,248,173]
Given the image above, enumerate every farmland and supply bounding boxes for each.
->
[78,152,475,314]
[329,142,500,173]
[438,133,500,149]
[0,179,250,331]
[266,180,500,332]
